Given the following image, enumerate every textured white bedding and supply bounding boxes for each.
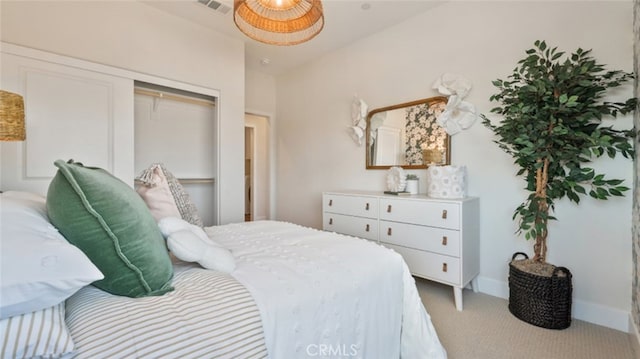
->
[63,220,446,359]
[207,221,447,359]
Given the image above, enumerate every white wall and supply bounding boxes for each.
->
[275,1,635,331]
[246,70,277,114]
[0,1,246,224]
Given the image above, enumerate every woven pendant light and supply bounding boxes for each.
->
[0,90,26,141]
[234,0,324,46]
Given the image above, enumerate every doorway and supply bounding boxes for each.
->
[244,113,270,222]
[244,126,254,221]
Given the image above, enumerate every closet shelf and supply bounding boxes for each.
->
[178,178,215,184]
[134,178,215,185]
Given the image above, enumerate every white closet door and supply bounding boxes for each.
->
[0,53,134,195]
[134,91,217,225]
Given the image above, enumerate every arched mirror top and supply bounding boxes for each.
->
[366,96,451,170]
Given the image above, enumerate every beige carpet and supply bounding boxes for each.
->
[416,278,638,359]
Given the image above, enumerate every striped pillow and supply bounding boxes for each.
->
[1,302,74,359]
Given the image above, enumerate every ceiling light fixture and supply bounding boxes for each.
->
[233,0,324,46]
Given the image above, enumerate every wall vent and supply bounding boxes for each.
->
[196,0,231,15]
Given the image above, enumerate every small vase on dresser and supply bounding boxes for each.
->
[322,190,479,311]
[405,179,419,194]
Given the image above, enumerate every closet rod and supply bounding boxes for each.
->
[134,88,216,107]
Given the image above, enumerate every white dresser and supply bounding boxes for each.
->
[322,191,479,311]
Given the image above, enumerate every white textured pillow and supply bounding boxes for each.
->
[0,191,104,319]
[1,302,75,359]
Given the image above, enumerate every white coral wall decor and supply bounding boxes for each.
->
[437,95,478,135]
[432,73,477,135]
[432,73,472,98]
[349,95,368,146]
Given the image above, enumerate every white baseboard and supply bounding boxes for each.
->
[572,299,629,332]
[631,316,640,357]
[475,276,630,332]
[477,276,509,299]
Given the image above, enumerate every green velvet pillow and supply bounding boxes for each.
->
[46,159,173,297]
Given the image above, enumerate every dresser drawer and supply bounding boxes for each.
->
[379,198,460,229]
[384,243,461,285]
[379,220,460,257]
[323,213,378,241]
[323,194,377,218]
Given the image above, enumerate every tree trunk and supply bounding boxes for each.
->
[532,157,550,263]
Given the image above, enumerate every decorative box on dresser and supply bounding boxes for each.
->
[322,191,479,311]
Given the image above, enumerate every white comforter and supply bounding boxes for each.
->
[206,221,446,359]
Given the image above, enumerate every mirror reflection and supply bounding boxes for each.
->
[366,96,450,169]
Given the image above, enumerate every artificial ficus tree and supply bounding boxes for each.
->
[482,40,637,263]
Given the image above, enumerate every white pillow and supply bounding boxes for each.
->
[0,191,104,319]
[1,302,75,359]
[158,217,236,273]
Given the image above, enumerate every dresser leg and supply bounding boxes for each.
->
[453,287,463,311]
[471,277,479,293]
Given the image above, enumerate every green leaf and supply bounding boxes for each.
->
[539,41,547,51]
[567,191,580,203]
[606,179,624,186]
[596,187,609,198]
[609,188,623,196]
[559,94,568,103]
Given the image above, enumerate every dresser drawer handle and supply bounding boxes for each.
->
[365,203,370,210]
[442,209,447,219]
[387,205,392,213]
[365,224,370,232]
[329,218,333,225]
[442,263,448,272]
[442,236,448,246]
[329,199,333,206]
[387,227,392,236]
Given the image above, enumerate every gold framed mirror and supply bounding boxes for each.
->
[366,96,451,169]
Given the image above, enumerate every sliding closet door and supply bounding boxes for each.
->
[0,52,134,194]
[134,85,218,226]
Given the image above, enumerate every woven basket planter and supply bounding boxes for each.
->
[508,252,572,329]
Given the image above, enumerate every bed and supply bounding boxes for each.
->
[1,161,447,359]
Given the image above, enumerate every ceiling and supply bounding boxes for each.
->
[143,0,445,76]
